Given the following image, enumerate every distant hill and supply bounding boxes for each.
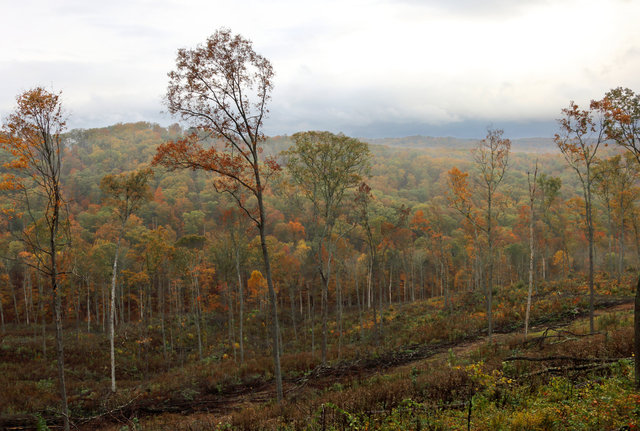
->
[362,135,558,153]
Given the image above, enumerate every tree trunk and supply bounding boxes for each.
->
[86,278,91,332]
[101,283,106,332]
[256,189,283,401]
[160,276,167,360]
[585,181,595,334]
[23,272,30,325]
[235,248,245,364]
[410,253,415,302]
[525,200,535,338]
[321,267,330,365]
[473,227,481,292]
[619,208,625,285]
[367,264,372,309]
[525,167,536,337]
[635,274,640,389]
[75,292,80,341]
[605,202,614,275]
[0,292,4,334]
[356,268,364,340]
[336,275,343,359]
[51,222,70,431]
[52,283,69,431]
[193,271,203,360]
[225,281,236,361]
[388,264,393,306]
[309,286,314,357]
[487,189,494,341]
[39,278,46,358]
[633,216,640,267]
[109,235,122,393]
[371,259,379,341]
[9,279,19,325]
[289,282,297,343]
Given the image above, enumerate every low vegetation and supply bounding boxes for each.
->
[0,274,636,429]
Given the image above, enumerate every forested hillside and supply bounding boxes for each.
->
[4,119,625,350]
[1,117,639,429]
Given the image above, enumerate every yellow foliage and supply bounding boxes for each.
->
[551,250,572,268]
[248,270,267,298]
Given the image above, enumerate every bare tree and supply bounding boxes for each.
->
[474,128,510,340]
[525,161,538,337]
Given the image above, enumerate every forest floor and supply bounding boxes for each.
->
[0,278,637,430]
[94,299,636,430]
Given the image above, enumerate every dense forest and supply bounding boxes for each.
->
[1,29,640,430]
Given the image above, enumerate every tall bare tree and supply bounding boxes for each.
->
[474,128,510,340]
[152,29,284,400]
[525,161,538,337]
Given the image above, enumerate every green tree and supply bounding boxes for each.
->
[284,131,370,364]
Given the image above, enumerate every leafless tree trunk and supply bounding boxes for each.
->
[525,162,538,338]
[635,275,640,389]
[109,235,121,393]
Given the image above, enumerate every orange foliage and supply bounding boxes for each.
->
[288,220,306,238]
[410,209,431,233]
[247,270,267,299]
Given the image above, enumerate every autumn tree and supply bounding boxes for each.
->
[152,29,284,400]
[100,168,152,392]
[448,129,510,339]
[555,101,606,334]
[0,88,71,431]
[474,128,510,340]
[284,131,370,364]
[447,166,483,293]
[593,154,638,282]
[599,87,640,387]
[600,87,640,163]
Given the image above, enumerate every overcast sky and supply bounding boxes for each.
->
[1,0,639,138]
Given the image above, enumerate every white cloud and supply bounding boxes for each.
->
[1,0,639,137]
